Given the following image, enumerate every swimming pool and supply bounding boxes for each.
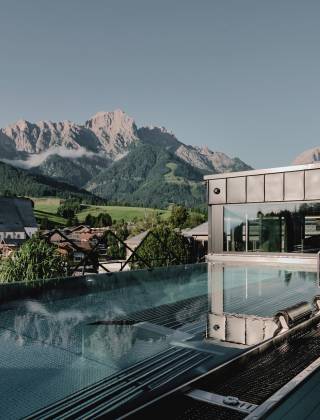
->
[0,263,317,418]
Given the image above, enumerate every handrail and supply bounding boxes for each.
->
[317,250,320,287]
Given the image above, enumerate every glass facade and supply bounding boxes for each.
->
[224,202,320,253]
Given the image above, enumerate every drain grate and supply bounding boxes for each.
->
[198,326,320,405]
[25,346,211,420]
[128,320,320,420]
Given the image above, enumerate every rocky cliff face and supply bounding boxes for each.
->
[139,126,250,173]
[0,131,19,159]
[293,147,320,165]
[85,109,139,159]
[0,109,252,199]
[2,119,102,154]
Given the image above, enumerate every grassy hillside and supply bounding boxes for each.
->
[0,161,103,203]
[33,198,66,226]
[77,204,169,222]
[86,144,207,208]
[33,198,171,226]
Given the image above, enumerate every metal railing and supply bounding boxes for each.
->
[317,250,320,287]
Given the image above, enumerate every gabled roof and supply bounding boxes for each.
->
[0,198,25,232]
[0,197,37,233]
[13,198,37,228]
[125,230,149,246]
[69,225,91,233]
[182,222,208,238]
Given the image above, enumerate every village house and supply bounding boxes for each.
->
[0,197,38,257]
[181,221,208,261]
[124,222,209,263]
[44,227,104,264]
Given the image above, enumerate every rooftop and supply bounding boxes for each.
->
[182,222,208,238]
[0,261,319,418]
[204,161,320,180]
[0,197,37,232]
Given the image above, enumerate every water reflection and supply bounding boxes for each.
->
[5,301,179,370]
[206,263,318,347]
[2,262,319,362]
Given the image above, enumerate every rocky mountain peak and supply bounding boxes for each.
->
[199,145,210,154]
[293,147,320,165]
[1,118,102,155]
[138,126,181,151]
[2,119,40,153]
[85,109,139,159]
[0,109,252,201]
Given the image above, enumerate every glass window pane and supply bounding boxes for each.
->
[223,202,320,253]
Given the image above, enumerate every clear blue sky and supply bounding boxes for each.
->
[1,0,320,168]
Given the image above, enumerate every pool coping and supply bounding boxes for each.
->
[207,252,318,270]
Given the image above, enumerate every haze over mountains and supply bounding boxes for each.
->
[0,109,252,207]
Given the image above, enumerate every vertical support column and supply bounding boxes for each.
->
[211,205,224,253]
[245,213,249,252]
[207,262,225,340]
[208,205,213,253]
[209,263,224,314]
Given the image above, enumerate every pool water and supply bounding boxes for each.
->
[215,265,318,316]
[0,263,317,418]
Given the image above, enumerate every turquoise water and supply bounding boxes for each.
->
[0,263,317,418]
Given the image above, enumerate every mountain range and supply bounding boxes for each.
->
[293,147,320,166]
[0,110,252,207]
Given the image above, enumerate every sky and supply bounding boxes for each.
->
[1,0,320,168]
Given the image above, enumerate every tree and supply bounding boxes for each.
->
[39,217,52,230]
[0,236,67,283]
[95,212,112,227]
[84,213,95,227]
[169,205,189,228]
[57,199,81,219]
[105,221,129,259]
[131,224,191,269]
[84,212,112,228]
[131,211,161,235]
[186,212,206,228]
[66,215,79,227]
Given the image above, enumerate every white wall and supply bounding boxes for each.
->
[25,227,38,237]
[0,231,26,240]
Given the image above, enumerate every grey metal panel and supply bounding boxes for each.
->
[208,179,226,204]
[305,169,320,200]
[204,161,320,181]
[284,171,304,201]
[208,206,213,253]
[209,264,224,313]
[211,205,224,253]
[227,177,246,203]
[265,173,284,202]
[247,175,264,203]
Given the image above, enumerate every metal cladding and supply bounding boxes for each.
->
[208,299,320,346]
[208,312,278,346]
[205,162,320,254]
[206,164,320,205]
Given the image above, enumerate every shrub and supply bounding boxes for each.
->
[0,236,66,283]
